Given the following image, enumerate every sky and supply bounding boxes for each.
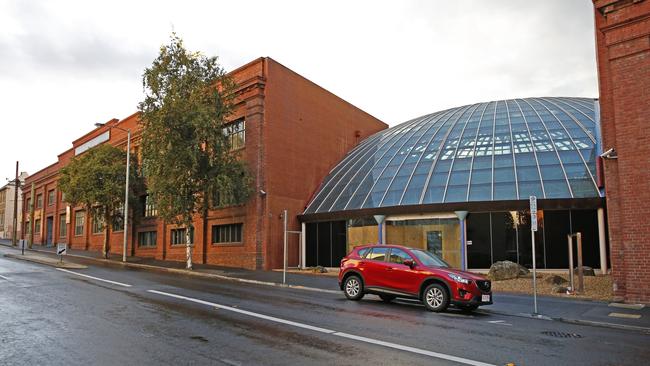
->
[0,0,598,181]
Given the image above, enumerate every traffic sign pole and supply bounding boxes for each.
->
[530,196,538,315]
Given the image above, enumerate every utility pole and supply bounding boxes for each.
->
[11,162,20,246]
[12,161,19,247]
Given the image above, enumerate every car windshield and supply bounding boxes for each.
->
[411,249,449,268]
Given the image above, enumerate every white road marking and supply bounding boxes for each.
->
[608,312,641,319]
[488,320,512,326]
[609,303,645,310]
[0,274,10,280]
[148,289,496,366]
[56,268,132,287]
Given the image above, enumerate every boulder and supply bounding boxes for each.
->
[311,266,328,274]
[573,266,595,276]
[487,260,530,281]
[544,274,568,285]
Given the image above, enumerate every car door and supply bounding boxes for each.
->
[384,248,421,295]
[361,247,390,288]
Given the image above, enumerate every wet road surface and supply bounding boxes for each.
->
[1,247,648,366]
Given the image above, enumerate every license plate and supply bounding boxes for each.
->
[481,294,491,302]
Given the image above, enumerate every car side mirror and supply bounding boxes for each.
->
[404,259,416,268]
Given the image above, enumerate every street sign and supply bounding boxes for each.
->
[57,243,67,256]
[529,196,537,232]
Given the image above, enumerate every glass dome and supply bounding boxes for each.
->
[305,97,600,214]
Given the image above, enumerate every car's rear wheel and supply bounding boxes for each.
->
[423,283,449,312]
[343,275,364,300]
[379,294,396,303]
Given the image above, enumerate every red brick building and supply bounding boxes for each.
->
[21,57,387,270]
[593,0,650,303]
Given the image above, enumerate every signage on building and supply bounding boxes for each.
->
[530,196,537,232]
[74,131,110,156]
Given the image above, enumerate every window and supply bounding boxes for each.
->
[358,247,371,258]
[74,211,85,236]
[92,215,104,234]
[389,248,413,265]
[224,118,245,150]
[26,198,31,212]
[36,194,43,209]
[34,219,41,234]
[171,227,194,245]
[367,247,388,261]
[61,192,66,203]
[138,231,157,248]
[59,213,67,238]
[112,205,124,232]
[25,220,31,235]
[212,223,243,244]
[411,249,449,268]
[142,195,158,217]
[47,190,55,206]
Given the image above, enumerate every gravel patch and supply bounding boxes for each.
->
[491,273,613,301]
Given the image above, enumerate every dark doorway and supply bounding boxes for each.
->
[46,216,54,246]
[306,221,347,267]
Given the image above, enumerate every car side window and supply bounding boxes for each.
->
[389,248,413,265]
[357,248,370,258]
[367,247,388,261]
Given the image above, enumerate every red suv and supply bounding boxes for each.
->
[338,244,492,312]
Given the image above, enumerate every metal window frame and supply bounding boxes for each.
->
[441,103,483,203]
[397,107,462,206]
[533,98,599,197]
[418,104,476,204]
[518,98,574,198]
[511,99,546,198]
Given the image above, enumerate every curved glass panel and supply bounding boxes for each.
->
[304,97,601,214]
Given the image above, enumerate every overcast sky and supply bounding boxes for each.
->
[0,0,598,182]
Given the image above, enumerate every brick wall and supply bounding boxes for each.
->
[593,0,650,303]
[21,57,387,271]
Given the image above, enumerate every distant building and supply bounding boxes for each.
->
[593,0,650,303]
[0,172,28,240]
[21,57,387,270]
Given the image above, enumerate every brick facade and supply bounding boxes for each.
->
[593,0,650,303]
[21,57,387,270]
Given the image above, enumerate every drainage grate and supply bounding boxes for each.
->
[541,331,583,338]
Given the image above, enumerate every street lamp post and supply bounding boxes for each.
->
[95,123,131,262]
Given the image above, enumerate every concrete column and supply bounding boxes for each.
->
[374,215,385,244]
[597,208,607,274]
[455,211,469,270]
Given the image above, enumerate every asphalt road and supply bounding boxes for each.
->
[1,247,648,366]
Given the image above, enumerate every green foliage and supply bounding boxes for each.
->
[138,33,252,228]
[58,144,139,218]
[58,144,142,257]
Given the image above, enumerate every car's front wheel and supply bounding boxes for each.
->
[343,275,364,301]
[423,283,449,312]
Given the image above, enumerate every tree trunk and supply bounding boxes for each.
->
[103,212,111,259]
[186,221,193,270]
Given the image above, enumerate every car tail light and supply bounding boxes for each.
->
[340,257,348,267]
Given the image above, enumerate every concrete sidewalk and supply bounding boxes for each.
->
[2,239,648,333]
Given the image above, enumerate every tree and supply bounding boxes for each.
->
[58,144,141,259]
[138,34,252,269]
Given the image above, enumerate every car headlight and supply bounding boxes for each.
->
[448,273,471,284]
